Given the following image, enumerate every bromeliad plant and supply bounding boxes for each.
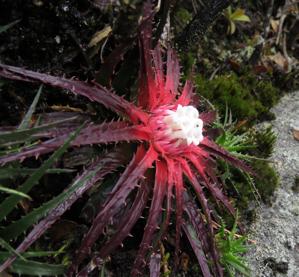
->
[0,2,252,276]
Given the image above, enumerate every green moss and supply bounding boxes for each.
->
[252,160,279,203]
[176,8,192,26]
[249,126,276,159]
[195,73,280,122]
[232,160,279,215]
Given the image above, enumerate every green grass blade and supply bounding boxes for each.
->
[0,19,20,34]
[225,253,250,276]
[0,185,31,199]
[18,85,43,130]
[0,124,85,221]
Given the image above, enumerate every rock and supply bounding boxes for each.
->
[245,91,299,277]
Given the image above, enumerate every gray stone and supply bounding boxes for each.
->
[245,91,299,277]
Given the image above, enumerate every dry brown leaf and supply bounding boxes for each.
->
[268,52,289,71]
[88,26,112,48]
[180,252,189,272]
[293,129,299,141]
[270,19,280,33]
[50,105,84,113]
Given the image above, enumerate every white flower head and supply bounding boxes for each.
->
[163,104,204,146]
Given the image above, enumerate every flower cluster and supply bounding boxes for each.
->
[163,104,204,146]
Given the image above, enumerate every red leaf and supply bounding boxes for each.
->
[186,153,235,215]
[199,138,254,174]
[78,171,153,276]
[99,171,152,258]
[0,122,150,165]
[176,80,194,106]
[131,159,167,276]
[69,145,157,275]
[149,252,161,277]
[0,63,148,123]
[174,163,183,265]
[0,149,126,272]
[180,159,223,277]
[137,1,156,110]
[182,221,213,277]
[165,48,180,96]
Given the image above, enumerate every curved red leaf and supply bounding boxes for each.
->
[199,138,254,174]
[0,149,126,272]
[69,145,157,275]
[180,159,223,277]
[131,159,167,276]
[0,63,148,123]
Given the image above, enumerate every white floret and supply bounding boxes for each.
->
[163,105,204,146]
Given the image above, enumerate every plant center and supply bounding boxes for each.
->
[163,104,204,146]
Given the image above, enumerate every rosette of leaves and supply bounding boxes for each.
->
[0,1,253,276]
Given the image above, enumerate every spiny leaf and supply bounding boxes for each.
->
[79,175,152,276]
[0,63,148,123]
[0,254,66,276]
[174,164,183,265]
[69,146,157,275]
[132,160,167,276]
[0,251,61,259]
[0,116,78,145]
[0,123,84,221]
[0,121,149,165]
[0,167,74,180]
[181,160,223,277]
[0,239,26,261]
[199,138,254,175]
[0,148,125,241]
[0,149,126,272]
[182,222,212,277]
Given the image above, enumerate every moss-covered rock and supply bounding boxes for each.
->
[231,160,279,216]
[195,73,280,122]
[249,126,276,159]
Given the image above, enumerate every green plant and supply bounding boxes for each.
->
[0,250,66,276]
[0,2,254,276]
[224,6,251,34]
[214,107,254,156]
[0,17,254,277]
[0,87,86,275]
[214,110,278,212]
[216,216,250,276]
[249,126,276,159]
[195,73,280,122]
